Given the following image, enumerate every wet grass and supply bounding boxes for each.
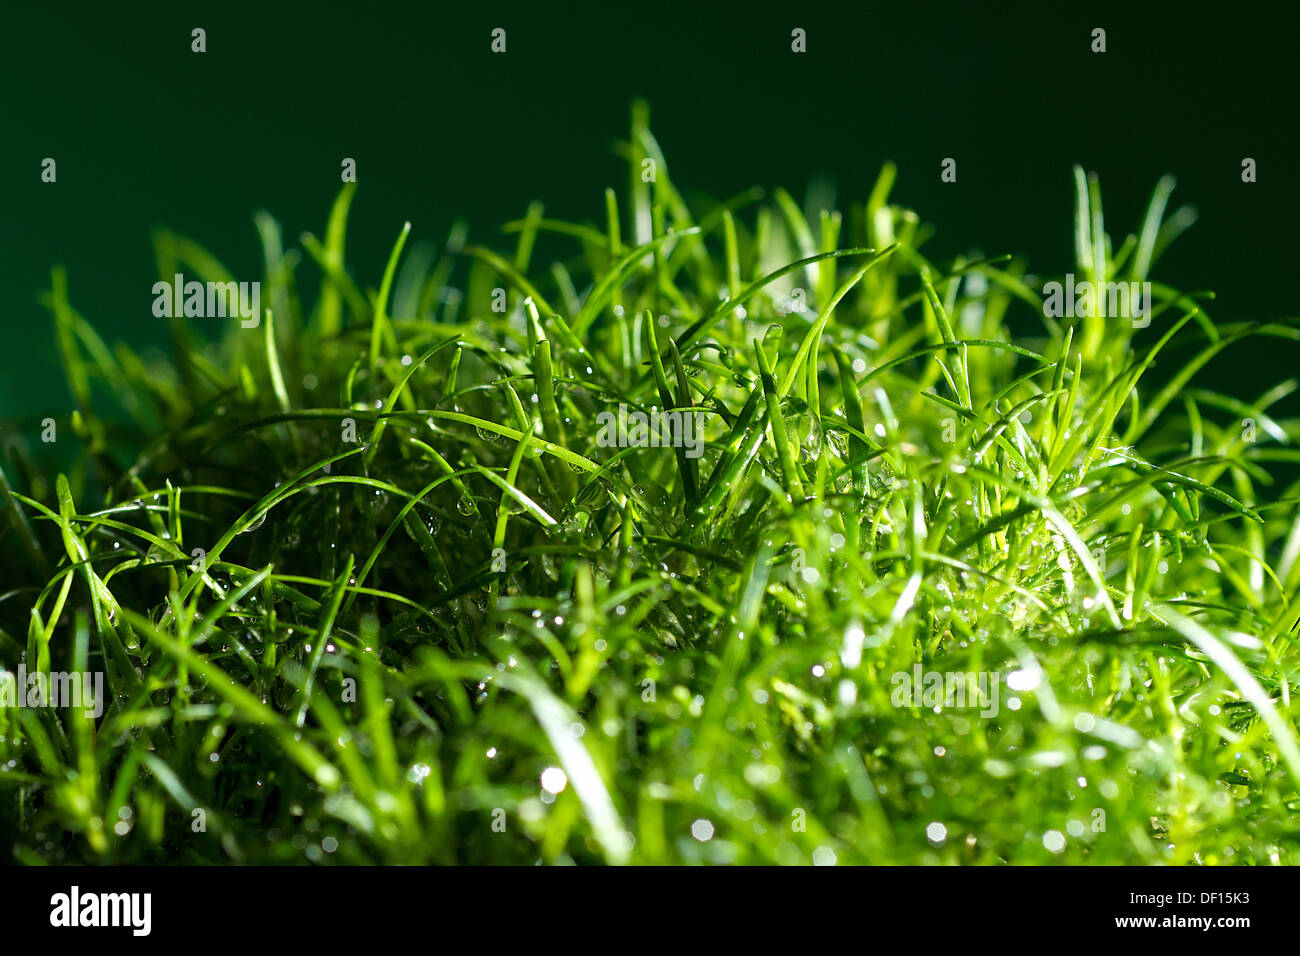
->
[3,104,1300,864]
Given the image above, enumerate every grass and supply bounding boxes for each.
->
[3,102,1300,865]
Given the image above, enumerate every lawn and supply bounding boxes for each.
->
[3,104,1298,865]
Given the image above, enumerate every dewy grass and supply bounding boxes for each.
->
[4,104,1300,865]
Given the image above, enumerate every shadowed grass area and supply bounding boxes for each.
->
[3,104,1299,864]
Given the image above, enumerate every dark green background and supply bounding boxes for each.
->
[2,1,1296,421]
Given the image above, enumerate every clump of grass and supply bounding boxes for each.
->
[3,103,1299,865]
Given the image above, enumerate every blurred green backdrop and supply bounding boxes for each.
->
[2,1,1297,420]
